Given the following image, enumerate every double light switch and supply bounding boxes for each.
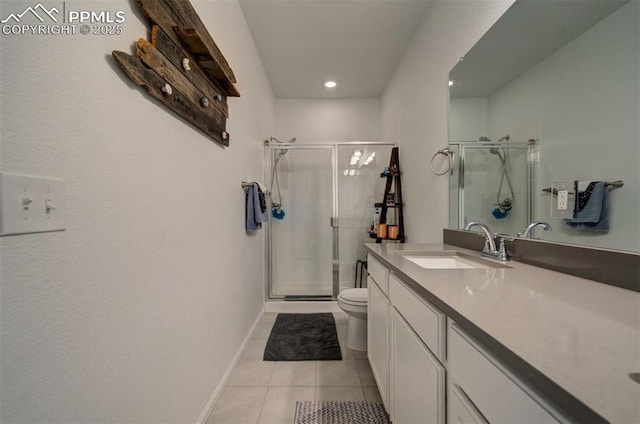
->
[0,172,66,236]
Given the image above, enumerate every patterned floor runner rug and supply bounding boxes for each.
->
[294,401,390,424]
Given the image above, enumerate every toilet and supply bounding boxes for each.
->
[337,288,368,351]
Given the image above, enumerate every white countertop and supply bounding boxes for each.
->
[365,243,640,424]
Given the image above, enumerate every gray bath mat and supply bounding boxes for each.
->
[294,401,390,424]
[263,313,342,361]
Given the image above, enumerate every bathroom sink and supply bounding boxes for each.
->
[397,251,510,269]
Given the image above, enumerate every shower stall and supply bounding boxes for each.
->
[448,140,537,236]
[265,142,394,300]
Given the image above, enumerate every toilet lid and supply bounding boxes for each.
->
[339,288,367,303]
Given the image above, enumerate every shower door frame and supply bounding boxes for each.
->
[265,141,396,301]
[450,141,537,230]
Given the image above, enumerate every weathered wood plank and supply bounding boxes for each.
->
[174,26,240,97]
[151,25,229,118]
[112,50,228,147]
[137,0,238,86]
[155,0,236,82]
[135,38,226,130]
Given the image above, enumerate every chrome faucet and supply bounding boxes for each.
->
[463,222,503,260]
[518,221,552,238]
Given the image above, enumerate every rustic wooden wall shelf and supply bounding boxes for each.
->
[112,0,239,147]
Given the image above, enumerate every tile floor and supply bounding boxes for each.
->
[207,312,383,424]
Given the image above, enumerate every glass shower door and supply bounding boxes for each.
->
[268,146,334,299]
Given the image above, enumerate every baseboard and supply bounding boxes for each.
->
[195,310,265,424]
[264,300,341,313]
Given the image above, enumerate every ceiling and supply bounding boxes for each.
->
[239,0,432,99]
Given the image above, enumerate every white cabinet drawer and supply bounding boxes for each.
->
[368,276,389,409]
[367,254,388,294]
[390,307,445,424]
[449,384,488,424]
[448,323,560,424]
[389,273,445,360]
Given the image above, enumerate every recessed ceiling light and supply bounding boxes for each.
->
[324,80,337,89]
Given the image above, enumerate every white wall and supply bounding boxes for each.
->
[449,98,489,142]
[275,98,381,142]
[0,1,273,422]
[381,0,516,242]
[487,1,639,251]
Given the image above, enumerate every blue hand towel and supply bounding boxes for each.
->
[565,181,609,232]
[253,183,268,224]
[246,184,259,232]
[246,183,268,232]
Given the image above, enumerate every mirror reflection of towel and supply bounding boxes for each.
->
[564,181,609,232]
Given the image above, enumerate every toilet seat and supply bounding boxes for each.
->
[338,288,368,306]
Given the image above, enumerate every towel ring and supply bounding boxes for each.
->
[430,148,455,176]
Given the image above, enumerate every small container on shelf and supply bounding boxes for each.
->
[386,192,395,206]
[388,225,399,239]
[377,223,388,238]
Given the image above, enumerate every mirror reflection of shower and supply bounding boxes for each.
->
[481,135,515,219]
[476,136,515,218]
[448,139,534,237]
[269,136,297,220]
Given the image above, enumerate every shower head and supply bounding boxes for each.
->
[277,149,288,159]
[490,147,506,164]
[479,135,510,142]
[270,136,297,144]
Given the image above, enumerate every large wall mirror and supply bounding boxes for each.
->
[448,0,639,253]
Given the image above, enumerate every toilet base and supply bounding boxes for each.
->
[345,314,367,351]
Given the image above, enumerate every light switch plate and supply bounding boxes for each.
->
[0,172,66,236]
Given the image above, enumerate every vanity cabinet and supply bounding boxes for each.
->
[367,251,565,424]
[448,322,562,424]
[390,307,446,423]
[449,383,488,424]
[367,255,389,409]
[367,253,446,422]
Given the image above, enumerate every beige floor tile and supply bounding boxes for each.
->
[315,386,365,401]
[207,386,267,424]
[316,359,360,386]
[252,323,275,340]
[356,358,376,386]
[258,386,315,424]
[243,337,268,359]
[213,309,386,424]
[269,361,316,386]
[336,323,347,340]
[261,312,278,324]
[363,385,383,403]
[228,358,275,386]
